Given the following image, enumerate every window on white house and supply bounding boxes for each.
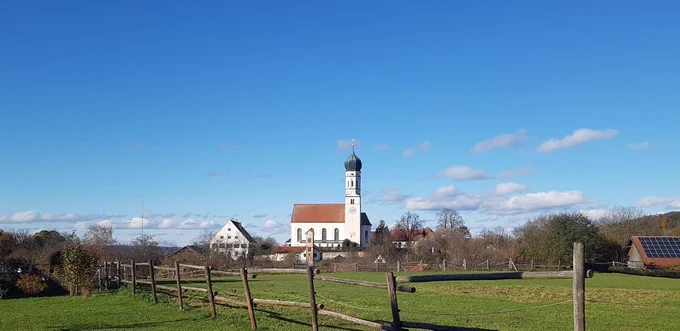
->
[220,236,224,239]
[297,228,302,242]
[334,228,339,241]
[322,229,327,242]
[228,236,231,239]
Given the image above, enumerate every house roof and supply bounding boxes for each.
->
[628,236,680,268]
[166,245,205,257]
[231,220,255,243]
[387,227,434,242]
[272,246,319,254]
[291,204,345,223]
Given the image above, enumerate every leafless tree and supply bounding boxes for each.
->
[83,224,115,247]
[435,208,470,236]
[394,211,423,249]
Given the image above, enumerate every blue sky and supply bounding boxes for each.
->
[1,1,679,246]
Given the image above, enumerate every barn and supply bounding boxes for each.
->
[627,236,680,269]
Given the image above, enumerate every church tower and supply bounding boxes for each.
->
[344,142,363,246]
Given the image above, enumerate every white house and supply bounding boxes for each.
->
[210,219,256,259]
[289,145,372,248]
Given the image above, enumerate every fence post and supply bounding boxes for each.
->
[531,258,535,271]
[306,266,319,331]
[97,266,102,290]
[486,259,490,271]
[386,272,402,330]
[419,260,423,272]
[442,259,446,271]
[174,262,183,311]
[355,263,358,272]
[149,260,158,304]
[104,261,109,289]
[396,260,400,273]
[116,261,121,287]
[240,268,257,330]
[205,266,217,318]
[573,242,585,331]
[131,260,136,295]
[558,259,561,271]
[463,258,467,270]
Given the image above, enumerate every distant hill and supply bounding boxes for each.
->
[637,211,680,236]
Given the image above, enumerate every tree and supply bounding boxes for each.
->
[372,220,391,246]
[394,211,424,249]
[130,233,161,263]
[436,208,470,236]
[54,243,100,296]
[515,212,612,264]
[596,206,650,261]
[83,224,115,247]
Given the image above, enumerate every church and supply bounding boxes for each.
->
[289,147,372,248]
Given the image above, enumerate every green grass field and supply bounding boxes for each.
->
[2,271,679,330]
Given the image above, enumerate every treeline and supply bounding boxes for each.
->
[360,206,680,267]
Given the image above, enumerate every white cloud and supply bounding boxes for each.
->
[579,209,608,220]
[74,221,90,230]
[128,217,151,229]
[494,182,529,195]
[438,166,494,181]
[418,141,432,152]
[406,185,484,211]
[158,218,176,229]
[634,196,680,209]
[472,129,527,153]
[337,139,360,151]
[263,220,284,230]
[374,143,390,151]
[628,141,651,150]
[178,218,217,229]
[199,220,216,229]
[402,141,431,157]
[537,128,619,153]
[378,187,409,205]
[487,190,585,215]
[0,211,126,224]
[97,220,115,228]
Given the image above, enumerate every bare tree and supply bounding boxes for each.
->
[597,206,650,261]
[83,224,115,247]
[435,208,470,236]
[394,211,424,249]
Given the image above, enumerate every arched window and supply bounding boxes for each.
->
[334,228,339,241]
[351,180,354,187]
[322,228,327,242]
[297,228,302,242]
[350,198,354,204]
[347,180,350,187]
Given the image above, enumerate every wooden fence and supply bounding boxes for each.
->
[96,242,591,331]
[330,257,571,273]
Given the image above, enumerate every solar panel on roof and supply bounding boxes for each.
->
[639,237,680,259]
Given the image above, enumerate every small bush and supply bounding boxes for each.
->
[16,274,47,297]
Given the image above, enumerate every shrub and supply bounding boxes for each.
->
[54,244,100,296]
[16,274,47,297]
[0,284,8,299]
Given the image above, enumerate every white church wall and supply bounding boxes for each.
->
[290,222,345,248]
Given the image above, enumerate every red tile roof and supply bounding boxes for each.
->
[291,204,345,223]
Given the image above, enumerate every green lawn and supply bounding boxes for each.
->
[2,272,679,330]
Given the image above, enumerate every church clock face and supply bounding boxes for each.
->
[349,206,357,214]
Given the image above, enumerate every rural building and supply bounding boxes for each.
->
[627,236,680,269]
[383,227,434,248]
[268,246,322,263]
[210,218,256,259]
[289,146,372,248]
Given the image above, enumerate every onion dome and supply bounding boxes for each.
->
[344,150,362,171]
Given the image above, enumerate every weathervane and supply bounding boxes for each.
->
[352,138,356,152]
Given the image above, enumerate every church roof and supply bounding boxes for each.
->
[291,204,345,223]
[344,150,362,171]
[290,204,372,226]
[361,212,372,226]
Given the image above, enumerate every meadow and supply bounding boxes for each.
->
[2,271,679,330]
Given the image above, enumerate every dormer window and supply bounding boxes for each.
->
[220,236,224,239]
[228,228,231,231]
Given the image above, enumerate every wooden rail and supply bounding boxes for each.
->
[315,275,416,293]
[395,270,594,283]
[248,267,320,275]
[318,310,392,330]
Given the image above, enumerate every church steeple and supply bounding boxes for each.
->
[344,139,362,245]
